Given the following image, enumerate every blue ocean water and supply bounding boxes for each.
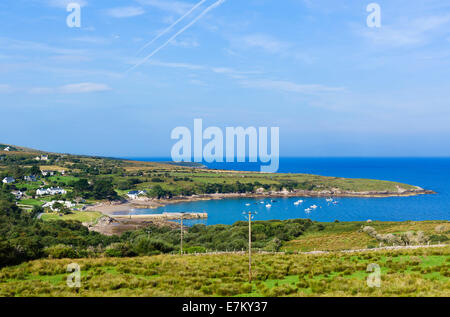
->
[124,158,450,225]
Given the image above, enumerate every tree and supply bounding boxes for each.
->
[92,179,119,200]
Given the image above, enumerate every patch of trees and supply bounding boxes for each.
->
[67,178,119,200]
[0,188,119,267]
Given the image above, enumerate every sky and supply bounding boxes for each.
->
[1,0,450,158]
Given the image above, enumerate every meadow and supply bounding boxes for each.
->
[0,246,448,297]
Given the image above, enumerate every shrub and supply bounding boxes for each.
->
[44,244,78,259]
[105,243,135,257]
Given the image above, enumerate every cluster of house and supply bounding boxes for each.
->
[11,190,23,199]
[2,177,15,184]
[24,175,37,182]
[36,187,67,196]
[41,170,55,176]
[34,155,48,161]
[42,200,75,212]
[127,190,147,199]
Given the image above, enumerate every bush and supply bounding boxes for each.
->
[44,244,78,259]
[184,246,207,254]
[105,243,135,257]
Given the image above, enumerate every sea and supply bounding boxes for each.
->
[121,158,450,225]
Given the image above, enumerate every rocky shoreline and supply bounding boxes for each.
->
[84,187,434,235]
[86,187,435,215]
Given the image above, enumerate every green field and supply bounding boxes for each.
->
[40,211,103,223]
[0,246,448,297]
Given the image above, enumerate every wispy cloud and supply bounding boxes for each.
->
[106,7,145,18]
[29,83,111,94]
[235,34,314,63]
[72,36,111,45]
[0,37,85,55]
[135,0,192,15]
[135,0,206,56]
[239,79,344,95]
[46,0,87,8]
[240,34,291,55]
[140,59,261,77]
[0,84,14,94]
[358,14,450,47]
[128,0,226,72]
[60,82,111,93]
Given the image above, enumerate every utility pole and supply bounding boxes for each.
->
[145,228,151,240]
[243,211,257,283]
[180,212,185,255]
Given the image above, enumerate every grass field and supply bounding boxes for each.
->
[40,211,103,223]
[284,221,450,252]
[0,246,448,297]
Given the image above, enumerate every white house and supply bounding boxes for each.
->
[3,146,10,152]
[11,190,23,199]
[2,177,15,184]
[24,175,37,182]
[35,155,48,161]
[127,190,147,200]
[36,187,67,196]
[41,170,55,176]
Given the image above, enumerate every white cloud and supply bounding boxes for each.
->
[189,79,207,86]
[106,7,145,18]
[136,0,192,15]
[73,36,110,45]
[147,60,204,70]
[0,84,14,94]
[240,34,291,55]
[235,34,314,63]
[28,83,111,94]
[59,83,111,94]
[359,14,450,47]
[29,87,55,94]
[46,0,87,8]
[0,37,85,55]
[239,79,344,95]
[170,38,199,48]
[142,60,261,78]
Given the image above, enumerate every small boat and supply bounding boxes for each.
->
[294,201,300,206]
[310,205,318,209]
[305,208,312,213]
[265,204,272,208]
[333,201,339,205]
[245,203,251,206]
[326,198,333,202]
[260,201,265,204]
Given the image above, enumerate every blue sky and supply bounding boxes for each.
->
[1,0,450,157]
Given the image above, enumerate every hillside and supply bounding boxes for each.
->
[1,246,448,297]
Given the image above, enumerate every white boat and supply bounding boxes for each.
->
[305,208,312,213]
[294,201,300,206]
[310,205,318,209]
[297,200,304,203]
[260,201,265,204]
[265,204,272,208]
[326,198,333,202]
[245,203,251,206]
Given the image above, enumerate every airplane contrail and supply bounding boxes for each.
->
[135,0,208,56]
[127,0,226,73]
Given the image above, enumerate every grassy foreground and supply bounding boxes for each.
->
[0,246,448,297]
